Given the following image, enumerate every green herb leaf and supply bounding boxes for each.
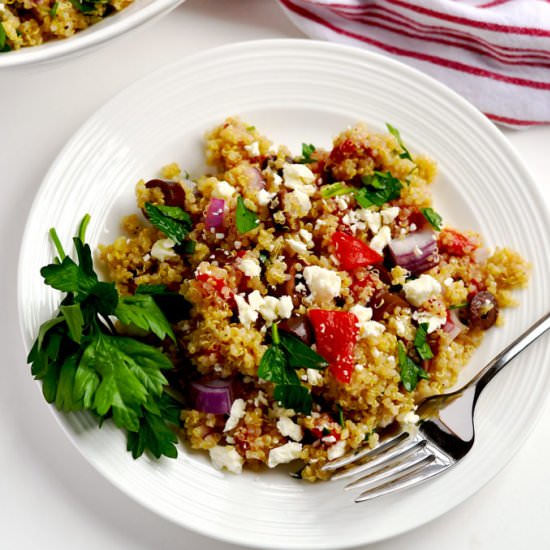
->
[320,182,355,199]
[398,341,429,392]
[356,171,402,207]
[257,344,287,382]
[153,204,192,227]
[279,332,328,370]
[115,294,176,343]
[421,207,443,231]
[235,196,259,234]
[449,302,468,310]
[413,323,434,361]
[386,123,413,161]
[0,23,11,52]
[144,202,191,244]
[60,304,85,344]
[300,143,316,163]
[336,404,345,428]
[135,284,190,323]
[40,256,98,297]
[274,384,312,414]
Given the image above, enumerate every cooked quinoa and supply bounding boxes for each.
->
[0,0,132,51]
[99,117,530,480]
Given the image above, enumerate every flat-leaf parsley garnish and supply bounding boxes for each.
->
[299,143,316,164]
[258,324,327,414]
[27,216,182,459]
[397,341,429,392]
[356,171,402,208]
[386,123,413,162]
[144,202,193,245]
[413,323,434,361]
[236,195,260,234]
[421,207,443,231]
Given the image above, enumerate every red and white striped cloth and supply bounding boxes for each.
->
[278,0,550,128]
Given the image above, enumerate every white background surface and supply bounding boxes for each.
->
[1,1,549,549]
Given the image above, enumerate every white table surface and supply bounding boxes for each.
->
[2,1,549,548]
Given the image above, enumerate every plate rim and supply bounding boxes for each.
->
[17,38,550,549]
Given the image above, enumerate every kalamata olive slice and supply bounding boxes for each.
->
[468,291,499,330]
[371,289,410,321]
[371,263,392,285]
[145,179,186,207]
[279,315,314,345]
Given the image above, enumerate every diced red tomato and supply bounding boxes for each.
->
[310,427,341,441]
[438,228,477,257]
[332,231,383,271]
[308,309,359,384]
[196,273,235,307]
[329,138,359,163]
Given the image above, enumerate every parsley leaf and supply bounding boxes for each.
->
[135,284,190,323]
[115,294,176,343]
[398,341,429,392]
[421,207,443,231]
[144,202,192,245]
[279,332,328,370]
[258,325,327,414]
[0,23,11,52]
[413,323,434,361]
[28,215,182,460]
[235,196,259,234]
[300,143,316,163]
[320,182,355,199]
[356,171,402,207]
[386,123,413,161]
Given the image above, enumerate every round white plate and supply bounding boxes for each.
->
[18,39,550,549]
[0,0,184,68]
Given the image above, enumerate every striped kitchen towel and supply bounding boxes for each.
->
[278,0,550,128]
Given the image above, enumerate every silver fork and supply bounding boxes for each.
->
[322,311,550,503]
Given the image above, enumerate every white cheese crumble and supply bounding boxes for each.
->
[402,410,420,425]
[412,310,447,333]
[284,189,312,217]
[286,237,309,255]
[370,225,392,254]
[238,256,261,278]
[276,416,303,442]
[277,295,294,319]
[380,206,400,225]
[403,274,442,307]
[363,209,382,234]
[257,189,276,206]
[268,442,303,468]
[327,440,347,461]
[150,238,177,262]
[303,265,342,303]
[224,398,246,432]
[235,294,259,327]
[350,305,386,338]
[283,163,316,191]
[244,141,261,157]
[209,445,243,474]
[306,368,324,386]
[212,180,236,201]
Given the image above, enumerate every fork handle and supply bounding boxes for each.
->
[470,311,550,401]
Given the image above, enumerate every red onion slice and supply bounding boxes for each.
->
[191,379,233,414]
[243,165,266,190]
[443,309,466,342]
[205,198,226,231]
[389,230,439,274]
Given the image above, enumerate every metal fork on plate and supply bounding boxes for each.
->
[322,311,550,503]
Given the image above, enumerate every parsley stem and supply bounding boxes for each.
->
[78,213,91,243]
[49,227,66,261]
[271,322,280,345]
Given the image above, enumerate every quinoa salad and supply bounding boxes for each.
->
[0,0,132,51]
[31,117,529,481]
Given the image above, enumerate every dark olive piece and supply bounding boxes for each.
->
[370,289,410,321]
[279,316,314,345]
[145,179,186,207]
[468,291,499,330]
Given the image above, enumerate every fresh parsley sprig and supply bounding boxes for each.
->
[236,196,260,234]
[258,324,327,414]
[421,207,443,231]
[28,216,182,459]
[144,202,194,248]
[386,123,413,162]
[397,341,429,392]
[413,323,434,361]
[299,143,316,164]
[356,171,403,208]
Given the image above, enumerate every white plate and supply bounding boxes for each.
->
[0,0,184,68]
[18,39,550,549]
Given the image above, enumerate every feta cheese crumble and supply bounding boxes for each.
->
[412,310,447,333]
[303,265,342,302]
[238,256,261,278]
[403,274,442,307]
[370,225,392,254]
[212,180,236,201]
[276,416,303,442]
[267,442,303,468]
[209,445,244,474]
[150,238,177,262]
[224,399,246,432]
